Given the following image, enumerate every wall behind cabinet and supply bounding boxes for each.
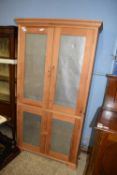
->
[0,0,117,147]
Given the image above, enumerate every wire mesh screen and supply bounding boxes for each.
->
[24,33,47,101]
[23,111,42,146]
[54,36,86,108]
[51,118,74,155]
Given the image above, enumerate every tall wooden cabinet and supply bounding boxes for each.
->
[0,26,18,139]
[0,26,19,169]
[0,26,17,123]
[16,19,102,167]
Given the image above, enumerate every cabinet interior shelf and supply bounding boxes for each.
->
[0,93,9,101]
[0,75,9,82]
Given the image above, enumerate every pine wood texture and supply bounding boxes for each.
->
[16,18,103,31]
[16,19,102,167]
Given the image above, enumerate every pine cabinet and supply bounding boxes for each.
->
[16,19,102,168]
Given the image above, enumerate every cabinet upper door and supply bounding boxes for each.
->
[17,27,54,107]
[49,27,98,116]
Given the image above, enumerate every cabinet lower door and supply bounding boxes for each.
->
[17,105,45,153]
[46,113,78,163]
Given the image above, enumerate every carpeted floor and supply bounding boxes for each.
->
[0,151,87,175]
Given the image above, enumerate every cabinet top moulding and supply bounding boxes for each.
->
[16,18,103,31]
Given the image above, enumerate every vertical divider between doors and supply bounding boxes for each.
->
[48,27,61,109]
[44,111,53,154]
[43,27,55,109]
[40,111,47,153]
[40,27,55,153]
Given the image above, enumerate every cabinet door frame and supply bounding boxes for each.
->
[17,104,47,153]
[45,111,82,163]
[17,26,54,108]
[48,27,99,116]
